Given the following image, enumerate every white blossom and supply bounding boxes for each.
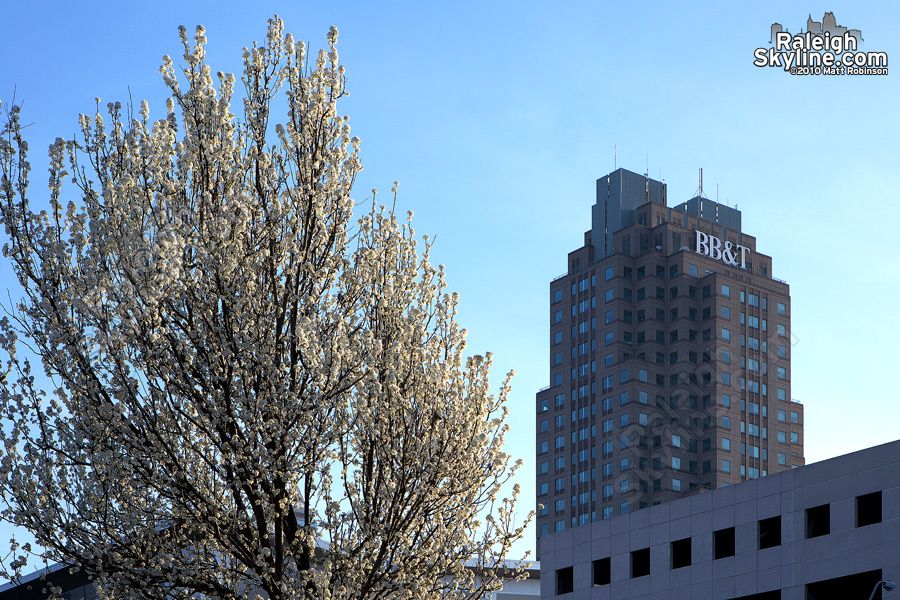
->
[0,15,530,600]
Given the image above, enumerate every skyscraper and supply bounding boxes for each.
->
[535,168,803,553]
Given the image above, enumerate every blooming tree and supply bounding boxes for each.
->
[0,17,529,600]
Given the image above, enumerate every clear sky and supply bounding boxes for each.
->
[2,0,899,563]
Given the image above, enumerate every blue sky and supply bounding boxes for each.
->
[2,0,899,562]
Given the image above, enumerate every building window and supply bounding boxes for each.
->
[791,411,800,424]
[777,452,786,465]
[631,548,650,578]
[777,410,786,422]
[806,504,830,538]
[759,516,781,549]
[777,302,787,315]
[671,537,691,568]
[721,306,730,320]
[721,373,731,385]
[672,457,681,470]
[605,288,614,302]
[556,566,573,594]
[714,527,735,559]
[857,491,882,527]
[721,459,731,473]
[593,558,611,586]
[721,437,730,451]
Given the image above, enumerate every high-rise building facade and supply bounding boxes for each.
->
[535,169,803,553]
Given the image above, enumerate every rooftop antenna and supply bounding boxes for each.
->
[716,184,720,223]
[645,154,650,201]
[698,168,704,219]
[614,145,617,170]
[716,190,720,222]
